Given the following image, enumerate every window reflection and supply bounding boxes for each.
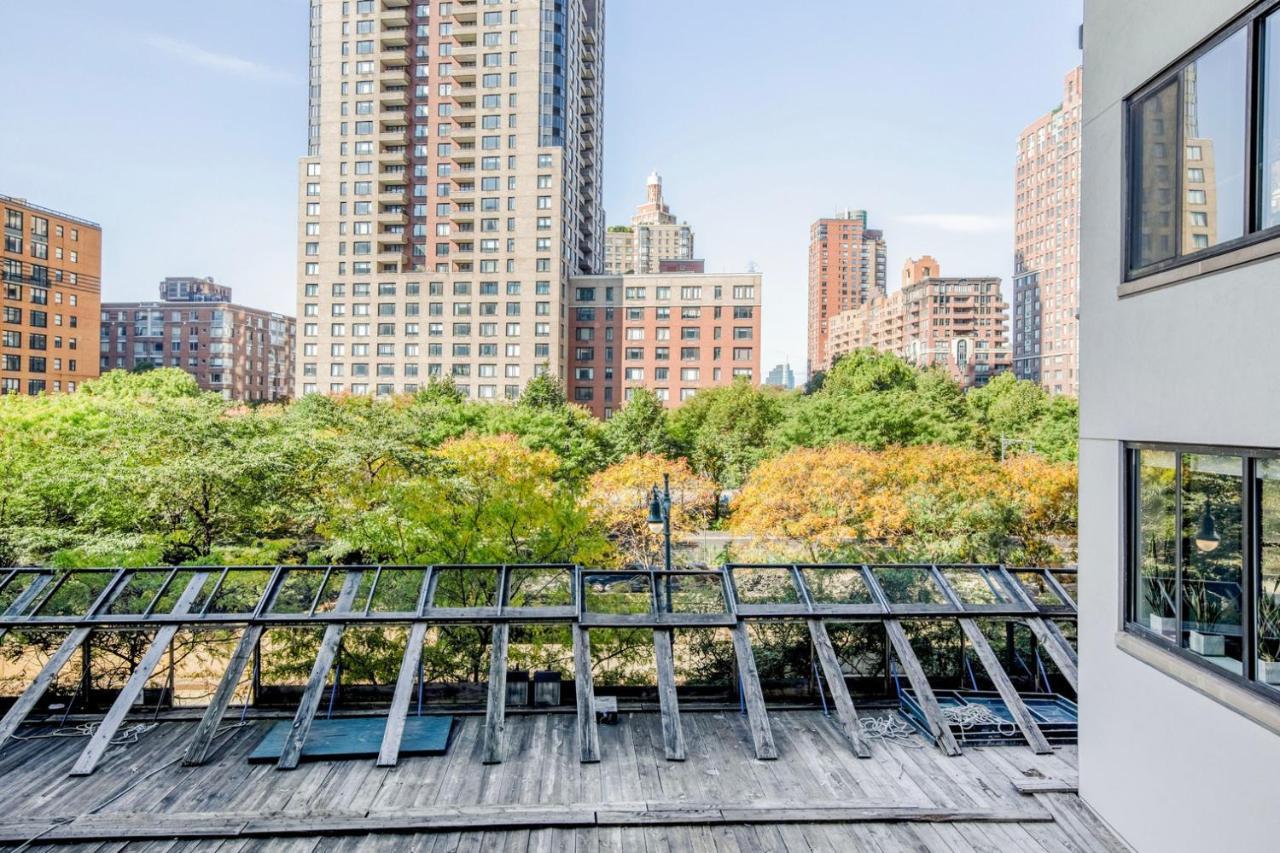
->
[1257,461,1280,687]
[1180,29,1247,253]
[1179,454,1243,672]
[1136,451,1177,637]
[1260,14,1280,229]
[1132,82,1179,268]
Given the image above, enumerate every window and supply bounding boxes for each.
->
[1125,443,1280,694]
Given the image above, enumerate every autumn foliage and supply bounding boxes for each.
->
[586,454,717,567]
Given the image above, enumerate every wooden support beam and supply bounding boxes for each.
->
[0,627,91,753]
[276,571,363,770]
[730,621,778,760]
[376,621,428,767]
[652,628,685,761]
[806,619,870,759]
[1024,617,1078,693]
[884,618,962,757]
[571,625,599,763]
[182,625,263,766]
[957,618,1053,755]
[482,622,510,764]
[69,573,210,776]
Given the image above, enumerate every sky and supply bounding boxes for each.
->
[0,0,1082,379]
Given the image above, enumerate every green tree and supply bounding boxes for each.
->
[603,388,674,459]
[668,379,788,494]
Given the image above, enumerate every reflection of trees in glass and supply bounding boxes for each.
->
[1137,453,1177,622]
[1180,455,1243,632]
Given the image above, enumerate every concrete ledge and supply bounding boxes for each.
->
[1115,631,1280,736]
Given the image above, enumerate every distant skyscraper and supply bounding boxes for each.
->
[764,362,795,390]
[603,172,695,275]
[295,0,605,399]
[1014,66,1081,395]
[806,209,886,376]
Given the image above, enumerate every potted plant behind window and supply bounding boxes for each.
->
[1258,584,1280,685]
[1145,576,1177,636]
[1184,582,1227,656]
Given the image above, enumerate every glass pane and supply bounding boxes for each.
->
[35,572,115,617]
[507,567,573,608]
[730,568,800,605]
[941,568,1009,605]
[431,568,499,608]
[1135,450,1177,636]
[268,569,330,614]
[0,573,44,615]
[149,570,213,614]
[1180,29,1247,253]
[368,568,427,613]
[1255,460,1280,687]
[665,574,727,614]
[312,569,363,613]
[1015,571,1066,606]
[1260,13,1280,229]
[1180,453,1243,673]
[583,572,652,615]
[870,567,947,606]
[206,570,272,615]
[800,568,873,604]
[1131,81,1179,268]
[1053,570,1078,605]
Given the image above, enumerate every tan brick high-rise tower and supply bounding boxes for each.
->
[296,0,604,399]
[603,172,695,275]
[806,209,886,376]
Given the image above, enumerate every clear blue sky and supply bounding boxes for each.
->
[0,0,1081,377]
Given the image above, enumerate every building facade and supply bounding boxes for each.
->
[296,0,604,400]
[565,272,761,418]
[602,172,695,275]
[806,209,886,376]
[1013,66,1082,396]
[825,258,1009,388]
[102,279,295,402]
[1080,2,1280,850]
[1,195,101,395]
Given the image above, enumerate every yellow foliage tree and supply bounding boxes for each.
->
[586,454,717,568]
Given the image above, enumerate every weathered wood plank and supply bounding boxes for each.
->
[483,622,511,764]
[884,619,962,757]
[652,629,685,761]
[729,622,777,760]
[1024,617,1079,693]
[276,570,363,770]
[572,625,600,763]
[0,626,90,752]
[182,625,263,766]
[1011,777,1079,795]
[377,621,428,767]
[957,618,1053,755]
[806,619,871,759]
[69,572,210,776]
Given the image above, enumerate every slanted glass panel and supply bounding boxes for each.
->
[35,572,116,617]
[0,573,44,615]
[1013,571,1066,607]
[1257,460,1280,689]
[940,567,1010,606]
[1180,453,1243,673]
[1130,80,1179,269]
[268,568,331,614]
[430,567,500,609]
[664,574,727,614]
[507,566,573,608]
[206,570,273,615]
[104,571,163,615]
[1052,571,1078,605]
[148,570,213,615]
[1134,449,1177,635]
[367,568,428,613]
[312,569,362,613]
[800,568,873,605]
[730,568,801,605]
[583,572,652,615]
[870,566,948,606]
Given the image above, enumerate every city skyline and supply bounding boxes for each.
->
[0,0,1083,382]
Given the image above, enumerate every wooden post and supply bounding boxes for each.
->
[652,628,685,761]
[181,625,263,766]
[1024,617,1078,693]
[0,627,91,752]
[730,622,778,760]
[884,619,962,756]
[571,625,600,763]
[376,621,428,767]
[482,622,510,764]
[276,571,363,770]
[806,619,870,758]
[957,618,1053,755]
[69,573,209,776]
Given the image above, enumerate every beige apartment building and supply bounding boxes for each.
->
[1013,66,1081,396]
[102,278,296,402]
[296,0,604,399]
[826,257,1010,389]
[806,209,887,376]
[603,172,695,275]
[566,272,761,418]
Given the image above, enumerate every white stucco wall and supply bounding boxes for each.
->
[1080,1,1280,851]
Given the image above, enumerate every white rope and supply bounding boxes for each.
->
[10,721,159,746]
[858,713,924,745]
[942,703,1019,738]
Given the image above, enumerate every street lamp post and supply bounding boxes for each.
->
[647,474,673,613]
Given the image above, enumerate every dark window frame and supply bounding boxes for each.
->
[1123,0,1280,281]
[1123,441,1280,704]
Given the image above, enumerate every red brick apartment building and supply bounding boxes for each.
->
[806,209,887,376]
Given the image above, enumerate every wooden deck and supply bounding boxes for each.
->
[0,710,1127,852]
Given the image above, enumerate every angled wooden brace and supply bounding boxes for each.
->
[730,621,778,760]
[884,618,962,756]
[807,618,871,758]
[957,618,1053,755]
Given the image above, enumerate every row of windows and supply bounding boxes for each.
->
[575,285,757,302]
[2,331,77,351]
[302,280,553,297]
[4,209,83,242]
[2,307,78,328]
[301,382,523,400]
[304,362,526,379]
[302,321,553,338]
[0,378,78,395]
[0,354,77,373]
[303,301,551,317]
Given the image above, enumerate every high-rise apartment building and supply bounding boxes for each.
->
[296,0,604,399]
[603,172,695,275]
[764,362,795,390]
[806,209,886,376]
[1,195,101,395]
[102,278,296,402]
[565,271,760,418]
[825,258,1010,388]
[1013,66,1082,396]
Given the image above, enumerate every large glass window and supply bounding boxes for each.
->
[1127,445,1280,694]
